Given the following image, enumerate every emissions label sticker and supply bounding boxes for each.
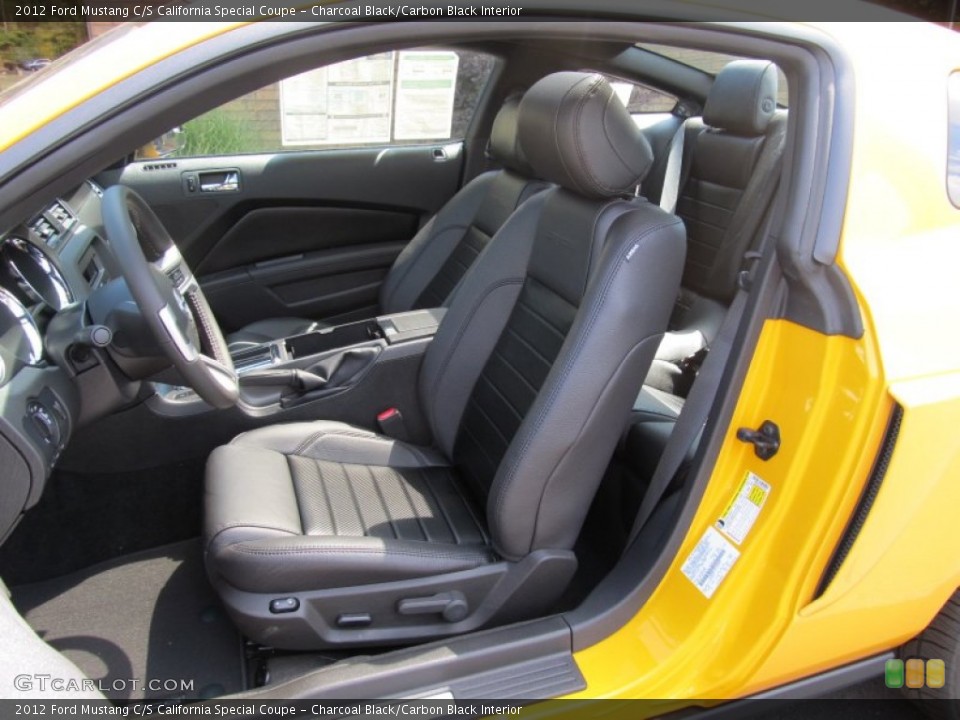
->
[716,471,771,545]
[681,526,740,599]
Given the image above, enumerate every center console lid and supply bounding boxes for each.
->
[376,308,446,345]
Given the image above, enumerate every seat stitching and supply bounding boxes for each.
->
[504,322,554,368]
[556,78,597,197]
[465,395,512,448]
[206,523,300,549]
[572,76,622,196]
[490,346,538,395]
[419,468,460,545]
[394,468,431,543]
[583,200,622,297]
[515,287,568,339]
[342,462,366,536]
[286,455,307,535]
[428,278,525,434]
[298,428,378,456]
[453,474,491,546]
[383,220,471,310]
[456,418,502,471]
[317,459,337,536]
[365,464,399,540]
[295,431,326,455]
[477,372,524,422]
[229,546,492,561]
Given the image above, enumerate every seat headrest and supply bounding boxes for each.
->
[517,72,654,199]
[488,94,535,176]
[703,60,779,136]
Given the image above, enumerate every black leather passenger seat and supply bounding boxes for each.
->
[226,94,551,349]
[204,71,686,649]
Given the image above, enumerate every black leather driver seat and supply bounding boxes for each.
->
[226,94,550,349]
[204,72,686,649]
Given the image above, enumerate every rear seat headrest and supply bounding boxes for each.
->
[488,94,536,177]
[703,60,779,136]
[517,72,654,199]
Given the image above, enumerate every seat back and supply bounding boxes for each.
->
[419,72,686,561]
[673,60,786,316]
[644,60,786,395]
[378,95,550,314]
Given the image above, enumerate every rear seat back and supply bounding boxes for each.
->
[645,60,786,396]
[602,61,788,532]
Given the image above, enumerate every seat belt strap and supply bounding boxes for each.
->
[625,288,747,549]
[659,122,687,214]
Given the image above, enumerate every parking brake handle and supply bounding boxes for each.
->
[240,368,328,394]
[240,346,380,399]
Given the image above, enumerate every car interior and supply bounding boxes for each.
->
[0,22,861,701]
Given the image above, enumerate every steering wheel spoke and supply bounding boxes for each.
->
[199,354,239,394]
[102,186,239,409]
[158,303,200,362]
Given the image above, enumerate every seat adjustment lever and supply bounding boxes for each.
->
[397,591,468,622]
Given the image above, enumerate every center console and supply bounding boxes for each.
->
[152,308,445,418]
[234,307,444,375]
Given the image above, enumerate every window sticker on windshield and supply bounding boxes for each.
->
[716,471,771,546]
[681,526,740,599]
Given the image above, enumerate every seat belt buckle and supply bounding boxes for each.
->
[377,407,410,442]
[679,347,709,376]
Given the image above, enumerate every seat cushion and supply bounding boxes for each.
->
[226,317,323,350]
[205,421,494,594]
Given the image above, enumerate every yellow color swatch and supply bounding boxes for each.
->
[926,659,946,689]
[905,658,925,688]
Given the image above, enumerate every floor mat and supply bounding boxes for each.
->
[0,460,205,585]
[12,540,244,701]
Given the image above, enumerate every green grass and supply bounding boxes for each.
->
[178,110,259,157]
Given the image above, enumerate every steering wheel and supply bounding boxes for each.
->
[101,185,239,409]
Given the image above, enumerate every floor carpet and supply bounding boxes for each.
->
[12,540,244,700]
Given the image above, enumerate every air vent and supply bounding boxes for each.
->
[48,202,73,227]
[142,161,178,171]
[29,200,75,250]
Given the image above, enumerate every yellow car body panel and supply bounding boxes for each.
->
[569,21,960,704]
[1,16,959,705]
[0,22,243,151]
[568,321,889,708]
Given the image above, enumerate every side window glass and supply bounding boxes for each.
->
[137,49,497,160]
[599,74,677,113]
[593,74,678,130]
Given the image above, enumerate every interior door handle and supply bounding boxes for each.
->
[199,170,240,193]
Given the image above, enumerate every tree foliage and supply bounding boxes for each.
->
[0,21,85,66]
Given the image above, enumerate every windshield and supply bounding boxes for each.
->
[0,23,143,108]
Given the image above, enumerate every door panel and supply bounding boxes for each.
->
[97,143,464,329]
[201,242,404,332]
[195,206,416,275]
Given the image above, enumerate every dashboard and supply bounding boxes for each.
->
[0,180,126,544]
